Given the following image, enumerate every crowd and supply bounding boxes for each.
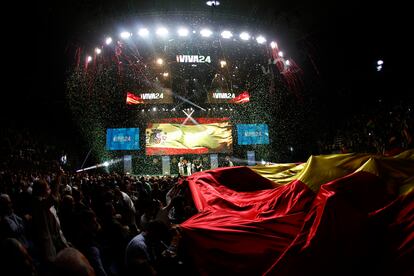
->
[0,128,66,174]
[0,159,197,275]
[317,101,413,155]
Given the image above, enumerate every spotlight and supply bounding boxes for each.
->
[162,72,169,77]
[156,58,164,65]
[206,1,220,6]
[240,32,250,40]
[103,161,110,167]
[221,30,233,39]
[256,35,266,44]
[377,60,384,65]
[120,31,132,39]
[177,28,189,37]
[105,37,112,45]
[285,60,291,66]
[138,28,149,37]
[95,48,102,54]
[278,51,284,57]
[86,56,92,63]
[156,27,168,37]
[152,107,157,111]
[200,28,213,37]
[220,60,227,68]
[270,41,277,49]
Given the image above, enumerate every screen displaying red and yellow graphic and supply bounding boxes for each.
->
[126,92,144,105]
[207,89,250,104]
[146,118,232,155]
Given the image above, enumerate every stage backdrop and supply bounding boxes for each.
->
[146,118,232,155]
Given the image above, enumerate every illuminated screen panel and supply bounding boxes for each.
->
[237,124,269,145]
[106,128,140,150]
[207,89,250,104]
[126,88,173,105]
[146,118,232,155]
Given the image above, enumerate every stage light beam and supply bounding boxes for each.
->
[206,1,220,6]
[256,35,266,44]
[105,37,112,45]
[200,28,213,37]
[156,27,168,37]
[95,48,102,54]
[120,31,132,39]
[221,30,233,39]
[138,28,149,37]
[177,28,189,37]
[270,41,278,49]
[240,32,250,40]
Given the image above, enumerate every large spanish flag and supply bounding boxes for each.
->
[146,120,233,155]
[180,150,414,275]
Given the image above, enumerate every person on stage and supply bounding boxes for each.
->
[186,159,192,176]
[178,157,185,176]
[225,156,234,167]
[192,159,203,172]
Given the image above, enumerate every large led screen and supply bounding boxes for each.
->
[106,128,140,150]
[237,124,269,145]
[146,118,232,155]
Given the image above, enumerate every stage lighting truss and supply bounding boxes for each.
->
[83,25,290,68]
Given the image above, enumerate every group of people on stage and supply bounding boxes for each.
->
[178,157,204,176]
[177,156,234,176]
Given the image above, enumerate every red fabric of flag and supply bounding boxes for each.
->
[179,155,414,275]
